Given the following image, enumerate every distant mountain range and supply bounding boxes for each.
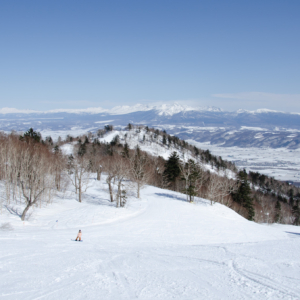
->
[1,103,300,148]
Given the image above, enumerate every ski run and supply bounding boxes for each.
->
[1,172,300,300]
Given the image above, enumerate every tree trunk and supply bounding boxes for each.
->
[21,203,32,221]
[137,182,140,199]
[78,186,82,202]
[97,169,101,181]
[185,181,188,202]
[117,181,122,207]
[108,182,114,202]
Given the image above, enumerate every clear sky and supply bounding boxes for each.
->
[1,0,299,112]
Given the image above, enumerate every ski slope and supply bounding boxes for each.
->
[1,175,300,299]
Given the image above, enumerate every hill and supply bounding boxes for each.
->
[1,173,300,299]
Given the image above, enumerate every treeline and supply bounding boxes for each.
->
[0,126,299,225]
[248,171,300,224]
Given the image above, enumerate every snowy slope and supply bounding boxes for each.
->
[1,173,300,299]
[99,130,236,178]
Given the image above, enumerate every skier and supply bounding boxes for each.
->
[75,230,82,241]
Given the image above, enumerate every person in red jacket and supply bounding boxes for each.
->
[75,230,82,241]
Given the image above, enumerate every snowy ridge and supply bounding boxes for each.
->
[0,107,40,114]
[98,129,236,178]
[0,103,236,116]
[236,108,285,114]
[1,103,297,116]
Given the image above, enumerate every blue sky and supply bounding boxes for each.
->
[0,0,299,112]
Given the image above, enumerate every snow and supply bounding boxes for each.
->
[40,127,98,141]
[241,126,268,131]
[236,108,283,114]
[1,174,300,299]
[94,120,115,124]
[0,103,223,116]
[98,130,236,179]
[187,140,300,183]
[60,143,75,156]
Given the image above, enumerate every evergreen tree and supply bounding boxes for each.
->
[21,128,41,143]
[77,140,86,157]
[274,200,281,223]
[163,152,180,190]
[110,135,120,146]
[54,145,60,154]
[288,189,294,205]
[292,200,300,226]
[232,170,255,221]
[122,143,129,158]
[162,135,167,145]
[182,160,201,202]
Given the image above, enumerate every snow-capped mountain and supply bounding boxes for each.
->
[1,103,300,149]
[0,102,222,116]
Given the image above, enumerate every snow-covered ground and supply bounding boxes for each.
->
[1,174,300,299]
[188,140,300,183]
[29,127,300,183]
[99,130,236,179]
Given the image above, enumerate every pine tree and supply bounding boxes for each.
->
[122,143,129,158]
[21,128,41,143]
[232,170,255,221]
[168,136,172,147]
[77,141,86,157]
[162,135,167,145]
[163,152,180,190]
[292,200,300,226]
[181,160,201,202]
[274,200,281,223]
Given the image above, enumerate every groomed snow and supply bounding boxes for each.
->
[1,174,300,299]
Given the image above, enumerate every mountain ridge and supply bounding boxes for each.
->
[1,103,299,116]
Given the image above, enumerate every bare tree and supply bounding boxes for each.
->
[205,173,225,205]
[18,142,56,220]
[102,156,117,202]
[179,160,193,202]
[129,146,150,198]
[114,156,130,207]
[67,154,92,203]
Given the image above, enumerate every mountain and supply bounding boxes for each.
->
[1,103,300,148]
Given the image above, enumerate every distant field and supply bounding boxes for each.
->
[188,140,300,183]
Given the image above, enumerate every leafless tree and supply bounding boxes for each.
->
[102,156,117,202]
[18,142,56,220]
[67,154,92,203]
[129,146,150,198]
[113,156,130,207]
